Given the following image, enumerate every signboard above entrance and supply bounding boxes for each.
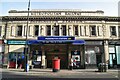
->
[7,40,26,44]
[28,40,85,45]
[38,36,75,40]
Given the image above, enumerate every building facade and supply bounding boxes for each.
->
[1,9,120,69]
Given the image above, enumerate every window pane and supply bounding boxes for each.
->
[54,26,59,36]
[17,26,22,36]
[47,25,51,36]
[90,25,96,36]
[74,25,78,36]
[62,25,66,36]
[116,46,120,64]
[34,25,39,36]
[110,26,116,36]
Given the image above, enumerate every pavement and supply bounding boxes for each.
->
[0,68,120,80]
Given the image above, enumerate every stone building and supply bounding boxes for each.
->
[0,9,120,69]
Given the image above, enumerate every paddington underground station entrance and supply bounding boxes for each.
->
[28,36,85,69]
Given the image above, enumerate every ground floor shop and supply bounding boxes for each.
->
[108,40,120,68]
[29,44,85,69]
[28,36,85,69]
[0,40,4,67]
[4,37,119,69]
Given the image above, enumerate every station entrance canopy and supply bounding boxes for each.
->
[28,36,85,45]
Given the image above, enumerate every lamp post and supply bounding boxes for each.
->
[24,0,30,72]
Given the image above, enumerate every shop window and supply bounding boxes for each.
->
[17,25,22,36]
[110,26,116,36]
[62,25,66,36]
[54,26,59,36]
[32,51,42,68]
[0,26,1,36]
[9,53,16,62]
[71,51,80,68]
[46,25,51,36]
[116,46,120,64]
[32,51,42,62]
[34,25,39,36]
[90,25,96,36]
[85,49,96,64]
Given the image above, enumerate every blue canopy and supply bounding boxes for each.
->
[28,40,85,45]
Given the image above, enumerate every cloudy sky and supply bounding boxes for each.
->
[0,0,119,16]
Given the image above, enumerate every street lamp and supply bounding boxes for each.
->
[24,0,30,72]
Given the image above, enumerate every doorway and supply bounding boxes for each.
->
[46,52,68,69]
[96,54,102,67]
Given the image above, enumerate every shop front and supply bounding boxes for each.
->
[7,40,25,68]
[85,41,103,69]
[0,40,4,67]
[28,36,85,69]
[108,40,120,68]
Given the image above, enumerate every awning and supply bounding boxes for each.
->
[28,40,85,45]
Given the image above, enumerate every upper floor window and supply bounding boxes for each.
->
[90,25,96,36]
[54,25,59,36]
[0,26,2,36]
[34,25,39,36]
[110,26,116,36]
[46,25,51,36]
[118,26,120,37]
[62,25,66,36]
[17,25,22,36]
[74,25,78,36]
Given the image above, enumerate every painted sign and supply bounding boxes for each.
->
[7,40,26,44]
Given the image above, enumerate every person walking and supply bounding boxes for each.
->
[69,58,73,70]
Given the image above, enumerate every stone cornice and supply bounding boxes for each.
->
[1,16,120,22]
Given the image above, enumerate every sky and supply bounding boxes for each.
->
[0,0,120,16]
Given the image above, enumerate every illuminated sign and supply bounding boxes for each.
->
[38,36,75,40]
[28,40,85,45]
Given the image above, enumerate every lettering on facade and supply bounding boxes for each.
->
[31,12,81,16]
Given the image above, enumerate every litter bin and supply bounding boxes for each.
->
[98,63,108,72]
[52,58,60,72]
[98,63,103,72]
[102,63,108,72]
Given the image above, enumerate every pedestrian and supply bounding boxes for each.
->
[69,58,73,70]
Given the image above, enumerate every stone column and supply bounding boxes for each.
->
[4,44,9,68]
[103,40,109,64]
[41,25,45,36]
[39,25,41,36]
[78,25,80,36]
[68,25,73,36]
[51,25,54,36]
[66,24,69,36]
[59,24,62,36]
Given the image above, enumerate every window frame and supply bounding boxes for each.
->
[90,25,96,36]
[46,25,51,36]
[17,25,22,36]
[110,26,116,36]
[34,25,39,36]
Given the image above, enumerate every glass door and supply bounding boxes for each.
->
[109,53,117,68]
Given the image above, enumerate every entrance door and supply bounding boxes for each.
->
[109,54,117,68]
[96,54,102,67]
[47,53,68,69]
